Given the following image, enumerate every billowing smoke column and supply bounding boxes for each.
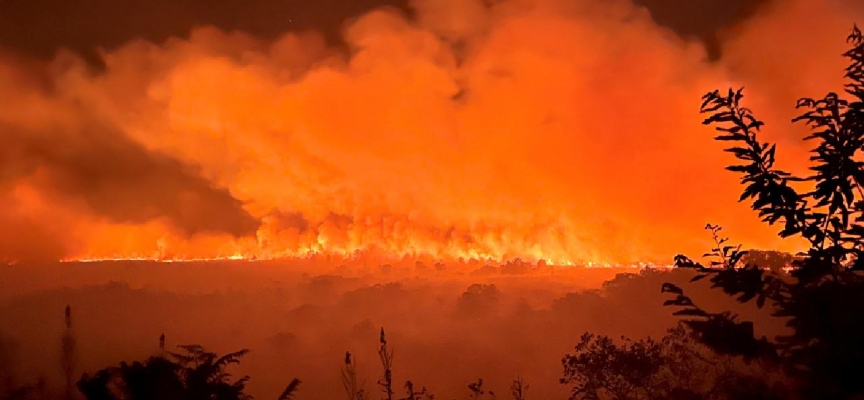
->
[0,0,860,264]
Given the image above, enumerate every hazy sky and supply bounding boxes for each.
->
[0,0,767,61]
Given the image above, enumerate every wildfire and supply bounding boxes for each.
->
[58,248,676,270]
[1,0,835,265]
[61,254,252,263]
[58,256,668,269]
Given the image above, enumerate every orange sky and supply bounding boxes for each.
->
[0,0,862,264]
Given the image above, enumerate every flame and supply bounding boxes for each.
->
[1,0,855,265]
[59,252,671,270]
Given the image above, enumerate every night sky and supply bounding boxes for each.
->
[0,0,768,61]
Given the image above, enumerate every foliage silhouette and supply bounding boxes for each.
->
[278,379,301,400]
[343,328,439,400]
[398,381,434,400]
[377,329,394,400]
[77,339,300,400]
[742,250,794,275]
[342,327,537,400]
[560,323,784,400]
[457,284,500,318]
[509,378,527,400]
[662,25,864,399]
[466,378,494,400]
[341,352,366,400]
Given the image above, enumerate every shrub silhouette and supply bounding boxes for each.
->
[341,327,533,400]
[661,25,864,400]
[457,284,500,317]
[340,351,366,400]
[77,341,300,400]
[509,378,527,400]
[742,250,794,275]
[343,328,438,400]
[560,323,784,400]
[399,381,434,400]
[466,378,493,400]
[377,329,394,400]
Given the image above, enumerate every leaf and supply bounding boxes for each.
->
[279,378,302,400]
[673,308,710,318]
[661,283,683,295]
[756,295,766,309]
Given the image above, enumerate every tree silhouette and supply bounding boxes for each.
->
[341,352,366,400]
[277,379,301,400]
[742,250,794,275]
[398,381,434,400]
[457,284,500,318]
[560,324,784,400]
[377,329,394,400]
[343,328,438,400]
[662,25,864,399]
[77,341,300,400]
[466,378,494,400]
[509,378,527,400]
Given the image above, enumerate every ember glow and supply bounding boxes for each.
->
[0,0,860,265]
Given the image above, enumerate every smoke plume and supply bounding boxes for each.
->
[1,0,861,263]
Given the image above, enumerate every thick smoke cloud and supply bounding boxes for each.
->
[0,0,861,262]
[718,0,864,155]
[0,119,258,234]
[0,56,258,261]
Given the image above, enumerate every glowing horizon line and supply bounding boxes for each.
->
[57,254,673,269]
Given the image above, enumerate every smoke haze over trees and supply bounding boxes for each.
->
[0,261,782,399]
[2,1,864,400]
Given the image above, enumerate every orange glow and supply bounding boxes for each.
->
[1,0,860,265]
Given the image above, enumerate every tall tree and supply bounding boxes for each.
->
[662,25,864,400]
